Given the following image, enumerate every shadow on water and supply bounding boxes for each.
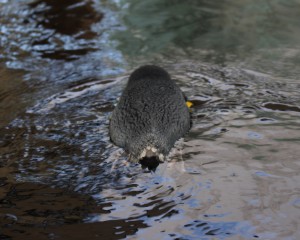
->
[1,0,300,239]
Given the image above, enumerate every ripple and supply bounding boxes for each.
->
[263,102,300,112]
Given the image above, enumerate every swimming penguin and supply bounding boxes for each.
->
[109,65,190,167]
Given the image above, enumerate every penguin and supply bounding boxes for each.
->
[109,65,191,169]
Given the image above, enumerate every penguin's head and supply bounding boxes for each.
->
[127,65,171,87]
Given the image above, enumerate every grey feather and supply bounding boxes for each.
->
[109,65,190,162]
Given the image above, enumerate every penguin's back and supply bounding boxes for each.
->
[109,65,190,161]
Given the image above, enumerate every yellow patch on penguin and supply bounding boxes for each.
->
[186,101,193,108]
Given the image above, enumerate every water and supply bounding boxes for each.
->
[1,0,300,239]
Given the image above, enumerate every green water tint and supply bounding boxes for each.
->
[1,0,300,239]
[115,0,300,78]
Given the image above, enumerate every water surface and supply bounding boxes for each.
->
[1,0,300,239]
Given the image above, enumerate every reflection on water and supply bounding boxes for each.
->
[29,0,102,37]
[28,0,102,60]
[0,66,29,127]
[1,0,300,239]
